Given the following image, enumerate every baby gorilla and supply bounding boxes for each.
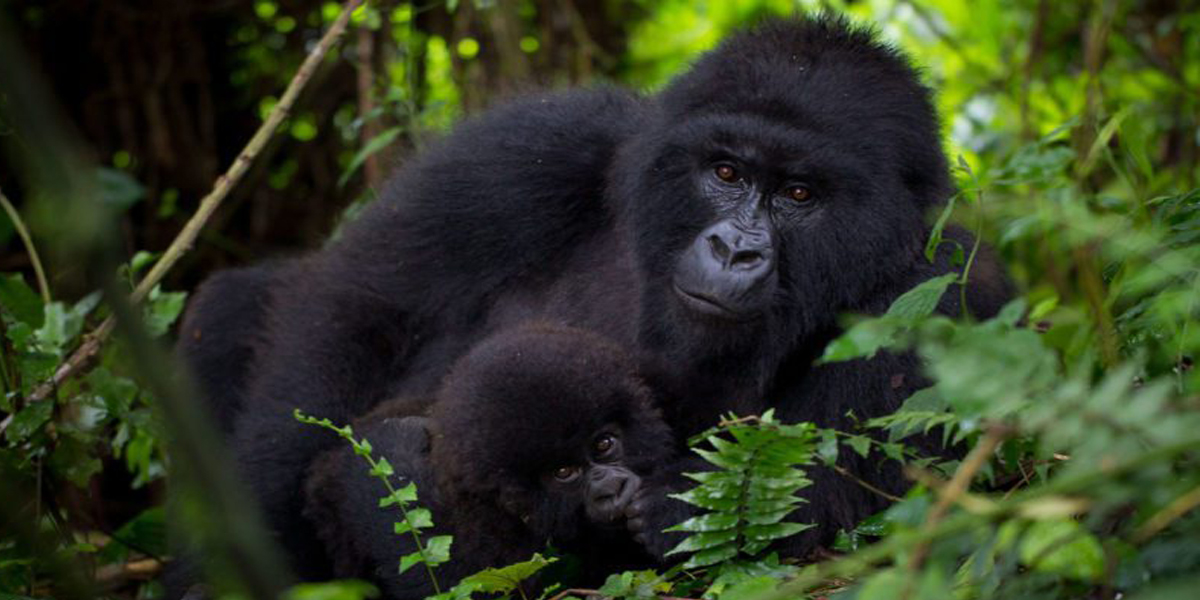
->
[304,324,673,598]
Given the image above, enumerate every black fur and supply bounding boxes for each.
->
[304,324,672,598]
[176,261,289,435]
[177,15,1014,586]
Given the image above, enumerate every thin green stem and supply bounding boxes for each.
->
[0,185,52,303]
[960,185,985,319]
[362,451,442,595]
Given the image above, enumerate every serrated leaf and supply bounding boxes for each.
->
[399,551,424,574]
[460,553,555,593]
[425,535,453,565]
[370,457,393,477]
[886,273,957,320]
[403,508,433,530]
[818,317,907,363]
[395,482,418,503]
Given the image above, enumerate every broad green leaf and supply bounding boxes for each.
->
[400,506,434,530]
[398,551,424,575]
[0,273,43,326]
[1018,518,1105,581]
[886,273,958,320]
[716,575,779,600]
[5,400,53,443]
[97,167,146,211]
[817,317,907,363]
[459,554,556,594]
[286,579,379,600]
[395,481,418,503]
[425,535,453,566]
[370,457,394,478]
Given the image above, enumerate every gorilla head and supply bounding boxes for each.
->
[430,324,674,544]
[616,18,949,366]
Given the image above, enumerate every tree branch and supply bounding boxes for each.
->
[21,0,366,406]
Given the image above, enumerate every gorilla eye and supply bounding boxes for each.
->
[552,466,581,482]
[786,185,812,202]
[594,434,615,455]
[713,164,739,183]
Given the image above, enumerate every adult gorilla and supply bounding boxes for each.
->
[179,16,1012,581]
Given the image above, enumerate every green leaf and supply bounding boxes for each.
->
[370,457,394,478]
[143,287,187,336]
[398,551,424,575]
[286,580,379,600]
[395,507,432,534]
[5,400,53,443]
[666,512,739,533]
[817,317,907,363]
[682,543,738,569]
[716,575,778,600]
[459,554,556,594]
[886,273,958,320]
[0,273,44,326]
[665,530,737,555]
[847,435,872,458]
[97,167,146,211]
[425,535,453,566]
[1018,518,1105,582]
[339,127,403,188]
[395,482,418,503]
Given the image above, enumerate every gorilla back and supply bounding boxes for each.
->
[181,15,1013,586]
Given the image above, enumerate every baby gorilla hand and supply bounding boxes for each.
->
[623,485,690,561]
[585,465,641,525]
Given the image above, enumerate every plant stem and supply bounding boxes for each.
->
[0,185,51,303]
[22,0,366,406]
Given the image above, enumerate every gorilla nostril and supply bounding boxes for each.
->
[707,234,731,262]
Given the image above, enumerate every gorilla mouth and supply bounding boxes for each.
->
[672,284,759,322]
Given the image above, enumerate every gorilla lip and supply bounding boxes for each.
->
[672,284,758,322]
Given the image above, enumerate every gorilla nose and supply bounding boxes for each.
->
[586,468,640,523]
[706,224,772,272]
[673,219,776,319]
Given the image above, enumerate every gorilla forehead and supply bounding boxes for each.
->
[432,326,652,470]
[660,113,875,182]
[662,17,933,123]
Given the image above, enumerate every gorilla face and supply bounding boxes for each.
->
[430,324,674,545]
[546,430,640,524]
[618,21,948,368]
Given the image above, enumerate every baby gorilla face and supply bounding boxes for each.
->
[430,323,674,544]
[545,430,641,525]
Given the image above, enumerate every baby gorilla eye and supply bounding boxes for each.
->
[594,434,615,454]
[552,466,581,482]
[785,185,812,202]
[713,164,739,183]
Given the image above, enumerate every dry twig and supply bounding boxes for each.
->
[20,0,367,406]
